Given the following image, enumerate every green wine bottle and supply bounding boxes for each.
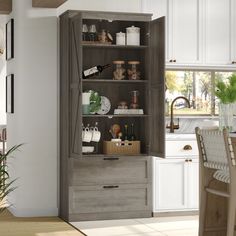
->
[129,123,136,141]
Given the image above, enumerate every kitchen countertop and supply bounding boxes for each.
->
[166,133,196,141]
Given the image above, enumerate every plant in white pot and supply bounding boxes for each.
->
[0,144,23,213]
[215,74,236,131]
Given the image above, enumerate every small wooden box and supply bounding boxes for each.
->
[103,141,140,155]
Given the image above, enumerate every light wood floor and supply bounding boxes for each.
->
[0,210,85,236]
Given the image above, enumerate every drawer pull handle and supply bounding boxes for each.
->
[189,159,192,162]
[103,157,119,161]
[185,159,189,162]
[183,145,192,150]
[103,185,119,189]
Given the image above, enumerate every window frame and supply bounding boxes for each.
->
[165,69,234,116]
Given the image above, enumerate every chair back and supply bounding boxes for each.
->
[195,127,236,170]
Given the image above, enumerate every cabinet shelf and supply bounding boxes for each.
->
[81,154,148,158]
[82,44,148,49]
[82,79,148,83]
[82,114,149,118]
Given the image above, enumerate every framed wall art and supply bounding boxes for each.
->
[6,19,14,60]
[6,74,14,113]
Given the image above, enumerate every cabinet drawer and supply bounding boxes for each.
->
[69,184,151,214]
[71,156,151,185]
[166,140,198,157]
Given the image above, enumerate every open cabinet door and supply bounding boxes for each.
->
[70,14,83,158]
[149,17,165,157]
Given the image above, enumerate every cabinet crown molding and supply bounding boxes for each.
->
[32,0,67,8]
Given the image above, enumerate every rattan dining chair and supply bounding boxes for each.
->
[195,127,236,236]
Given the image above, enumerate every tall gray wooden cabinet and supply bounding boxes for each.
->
[60,10,165,222]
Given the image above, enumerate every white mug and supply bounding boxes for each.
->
[91,127,101,142]
[82,127,92,143]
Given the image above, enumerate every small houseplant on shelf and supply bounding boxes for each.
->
[0,144,23,213]
[215,74,236,131]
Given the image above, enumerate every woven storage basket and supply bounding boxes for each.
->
[103,141,140,155]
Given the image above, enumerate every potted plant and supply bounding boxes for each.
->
[0,144,23,213]
[215,74,236,130]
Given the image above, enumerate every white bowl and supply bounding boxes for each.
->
[82,146,94,153]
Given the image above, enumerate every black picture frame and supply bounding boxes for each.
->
[6,74,14,114]
[6,19,14,61]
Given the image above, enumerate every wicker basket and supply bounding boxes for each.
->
[103,141,140,155]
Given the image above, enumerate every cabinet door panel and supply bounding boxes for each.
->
[205,0,231,64]
[149,17,165,157]
[172,0,200,63]
[69,184,151,214]
[70,15,83,158]
[187,159,199,209]
[231,0,236,63]
[154,159,188,211]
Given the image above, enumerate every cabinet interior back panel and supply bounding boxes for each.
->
[82,20,149,46]
[82,48,147,79]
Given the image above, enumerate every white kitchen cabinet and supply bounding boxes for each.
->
[143,0,201,64]
[231,0,236,64]
[168,0,201,64]
[154,158,188,211]
[143,0,236,67]
[204,0,231,65]
[153,157,199,213]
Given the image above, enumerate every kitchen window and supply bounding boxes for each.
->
[165,71,234,116]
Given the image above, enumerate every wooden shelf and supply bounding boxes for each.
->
[82,44,148,49]
[82,79,148,83]
[81,154,148,158]
[82,114,149,118]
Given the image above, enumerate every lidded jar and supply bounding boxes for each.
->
[113,60,125,80]
[127,61,141,80]
[126,26,140,46]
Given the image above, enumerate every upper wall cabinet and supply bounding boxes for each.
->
[143,0,236,68]
[167,0,201,64]
[231,0,236,64]
[203,0,231,65]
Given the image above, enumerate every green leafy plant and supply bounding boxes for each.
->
[0,144,23,213]
[89,90,101,114]
[215,74,236,104]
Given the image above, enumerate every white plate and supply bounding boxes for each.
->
[97,96,111,115]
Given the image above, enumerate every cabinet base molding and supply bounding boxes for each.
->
[69,211,152,222]
[153,210,198,217]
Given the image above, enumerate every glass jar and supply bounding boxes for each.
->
[113,61,125,80]
[130,90,140,109]
[219,103,234,131]
[127,61,141,80]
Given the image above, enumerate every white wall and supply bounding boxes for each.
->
[7,0,142,217]
[7,0,58,217]
[0,15,6,125]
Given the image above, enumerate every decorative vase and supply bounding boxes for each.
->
[219,103,234,131]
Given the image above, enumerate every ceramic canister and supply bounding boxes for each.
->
[126,26,140,46]
[82,92,91,114]
[116,32,126,45]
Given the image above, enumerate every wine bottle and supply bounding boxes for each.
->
[129,123,136,141]
[82,64,111,79]
[123,124,129,141]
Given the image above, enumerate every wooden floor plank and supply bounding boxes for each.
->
[0,210,85,236]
